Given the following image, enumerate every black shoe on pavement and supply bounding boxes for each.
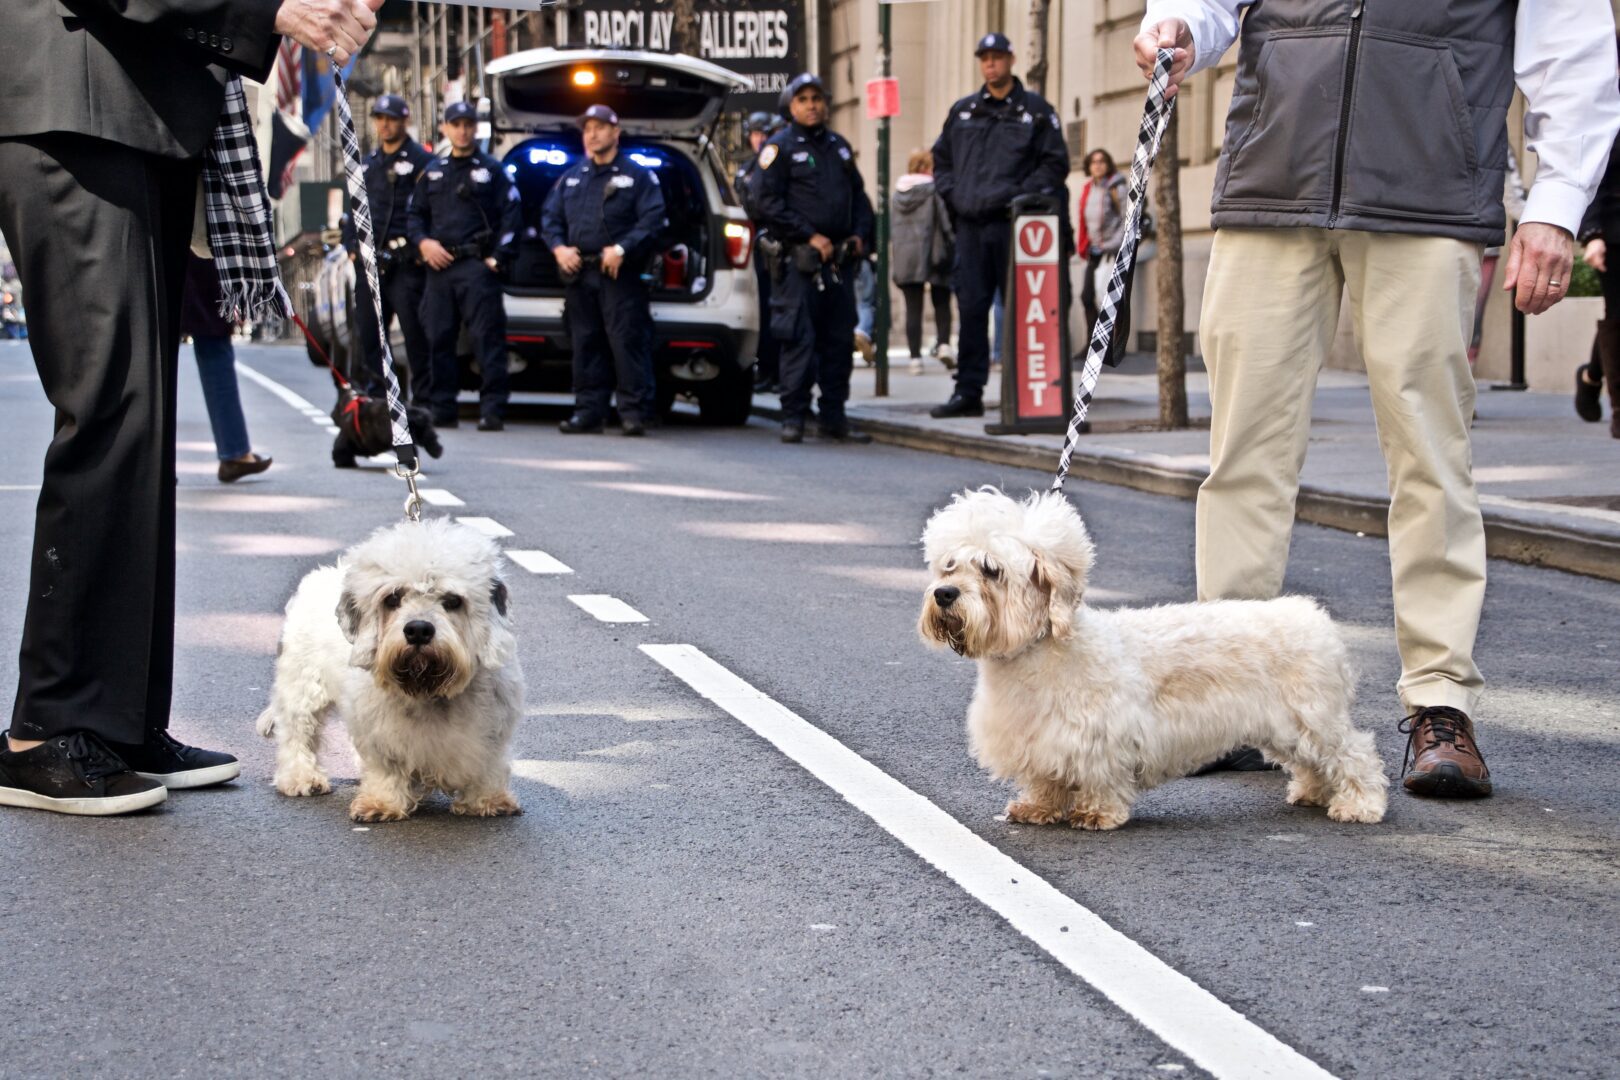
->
[106,730,241,790]
[817,425,873,444]
[781,421,804,444]
[622,419,646,437]
[1575,366,1603,422]
[0,732,168,815]
[1188,746,1281,776]
[930,394,984,419]
[477,415,504,432]
[558,415,604,434]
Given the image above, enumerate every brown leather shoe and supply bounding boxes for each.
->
[217,453,271,483]
[1399,706,1492,798]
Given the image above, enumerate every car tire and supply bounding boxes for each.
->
[697,365,754,426]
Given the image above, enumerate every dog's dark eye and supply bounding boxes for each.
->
[383,591,402,610]
[442,595,463,611]
[980,562,1002,581]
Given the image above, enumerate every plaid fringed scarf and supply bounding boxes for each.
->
[202,76,292,323]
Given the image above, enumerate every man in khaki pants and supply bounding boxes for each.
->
[1136,0,1620,798]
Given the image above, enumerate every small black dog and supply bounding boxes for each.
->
[331,389,444,468]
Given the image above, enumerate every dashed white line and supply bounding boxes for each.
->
[569,595,648,623]
[640,643,1338,1080]
[457,516,514,538]
[236,362,322,413]
[418,488,466,507]
[507,549,573,575]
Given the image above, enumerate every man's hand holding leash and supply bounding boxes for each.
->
[1134,19,1195,99]
[274,0,385,67]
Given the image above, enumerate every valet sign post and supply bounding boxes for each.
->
[987,194,1072,436]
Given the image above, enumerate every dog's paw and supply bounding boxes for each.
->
[1069,806,1130,831]
[1004,799,1067,825]
[1327,797,1386,824]
[451,790,522,817]
[348,793,411,822]
[1285,779,1329,808]
[274,770,332,797]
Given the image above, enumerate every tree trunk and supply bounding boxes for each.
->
[672,0,698,57]
[1025,0,1051,97]
[1153,107,1189,429]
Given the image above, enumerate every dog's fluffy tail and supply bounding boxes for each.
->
[255,706,277,738]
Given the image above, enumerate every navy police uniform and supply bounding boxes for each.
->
[735,111,781,391]
[341,95,433,404]
[932,34,1070,408]
[753,89,875,436]
[406,112,522,426]
[540,132,667,428]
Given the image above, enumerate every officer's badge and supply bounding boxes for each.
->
[611,175,635,189]
[838,146,851,161]
[759,144,778,169]
[791,151,810,163]
[427,170,443,181]
[1020,112,1033,124]
[959,111,971,120]
[472,167,491,183]
[394,160,416,175]
[566,177,581,186]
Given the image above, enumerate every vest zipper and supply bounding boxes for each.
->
[1328,0,1366,227]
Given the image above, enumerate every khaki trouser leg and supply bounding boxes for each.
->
[1338,232,1485,713]
[1196,228,1343,600]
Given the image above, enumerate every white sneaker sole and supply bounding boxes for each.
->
[136,761,241,789]
[0,783,168,816]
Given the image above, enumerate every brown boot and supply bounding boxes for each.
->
[1597,318,1620,438]
[1399,706,1492,798]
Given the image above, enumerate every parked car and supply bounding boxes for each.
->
[486,46,759,424]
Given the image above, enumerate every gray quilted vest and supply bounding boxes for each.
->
[1211,0,1517,245]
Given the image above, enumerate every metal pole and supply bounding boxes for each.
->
[874,2,892,397]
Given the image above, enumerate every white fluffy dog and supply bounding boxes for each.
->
[918,488,1387,829]
[256,518,524,822]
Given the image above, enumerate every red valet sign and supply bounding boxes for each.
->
[1012,214,1063,418]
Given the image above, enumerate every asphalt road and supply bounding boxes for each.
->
[0,341,1616,1079]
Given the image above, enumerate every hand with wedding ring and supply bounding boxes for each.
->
[1503,221,1576,315]
[274,0,386,67]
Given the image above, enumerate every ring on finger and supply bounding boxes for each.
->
[326,44,338,58]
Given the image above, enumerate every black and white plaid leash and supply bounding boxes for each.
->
[333,69,423,520]
[1051,48,1177,492]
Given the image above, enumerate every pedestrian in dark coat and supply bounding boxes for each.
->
[890,149,955,373]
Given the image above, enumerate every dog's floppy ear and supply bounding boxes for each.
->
[490,578,509,618]
[336,584,378,668]
[477,577,516,671]
[1032,555,1077,641]
[1022,491,1094,641]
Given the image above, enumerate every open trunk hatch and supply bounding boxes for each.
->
[488,47,751,138]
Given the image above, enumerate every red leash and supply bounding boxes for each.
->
[288,311,352,390]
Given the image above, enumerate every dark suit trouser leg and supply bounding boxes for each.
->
[566,275,612,421]
[0,134,196,744]
[601,273,652,423]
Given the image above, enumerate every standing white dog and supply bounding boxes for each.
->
[918,488,1387,829]
[256,518,524,822]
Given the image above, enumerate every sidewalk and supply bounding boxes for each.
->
[752,350,1620,583]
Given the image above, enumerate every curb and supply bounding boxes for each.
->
[751,401,1620,584]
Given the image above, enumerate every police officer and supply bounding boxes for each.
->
[340,94,433,427]
[407,100,522,431]
[540,104,667,437]
[734,110,781,393]
[930,32,1070,418]
[753,74,876,444]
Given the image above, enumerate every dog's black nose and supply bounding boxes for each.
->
[403,620,435,646]
[933,586,960,608]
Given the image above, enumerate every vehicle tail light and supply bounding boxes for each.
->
[724,221,752,269]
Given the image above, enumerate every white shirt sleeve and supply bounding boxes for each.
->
[1141,0,1247,76]
[1516,0,1620,234]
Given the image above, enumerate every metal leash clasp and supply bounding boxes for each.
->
[396,461,423,522]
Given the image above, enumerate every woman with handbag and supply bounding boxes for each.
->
[1076,149,1129,345]
[891,149,957,374]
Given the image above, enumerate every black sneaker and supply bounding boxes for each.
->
[816,425,873,444]
[930,394,984,419]
[0,732,167,815]
[106,731,240,790]
[621,419,646,437]
[558,415,604,434]
[780,421,804,444]
[1188,746,1281,776]
[477,415,505,432]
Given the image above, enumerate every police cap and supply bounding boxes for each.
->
[578,104,620,128]
[974,31,1014,56]
[371,94,409,119]
[443,100,476,124]
[777,72,825,120]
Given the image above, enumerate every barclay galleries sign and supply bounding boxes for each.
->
[575,0,804,108]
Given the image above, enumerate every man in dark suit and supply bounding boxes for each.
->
[0,0,381,816]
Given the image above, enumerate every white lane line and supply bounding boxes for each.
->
[507,549,573,574]
[640,644,1338,1080]
[419,488,465,507]
[456,516,514,538]
[237,362,322,413]
[570,595,648,623]
[0,485,41,491]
